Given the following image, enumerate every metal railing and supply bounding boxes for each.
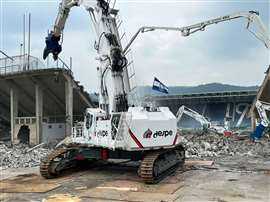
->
[0,54,72,75]
[14,115,83,126]
[72,125,83,138]
[15,117,36,125]
[143,90,258,101]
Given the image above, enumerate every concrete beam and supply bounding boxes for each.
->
[7,79,52,115]
[7,80,35,106]
[0,89,30,116]
[62,73,94,107]
[0,90,30,114]
[76,89,94,107]
[249,65,270,117]
[6,79,36,116]
[30,77,65,112]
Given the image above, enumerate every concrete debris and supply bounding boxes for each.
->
[26,143,46,153]
[0,142,52,169]
[185,160,214,167]
[179,131,270,159]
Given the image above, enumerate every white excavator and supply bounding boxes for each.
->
[250,100,270,141]
[176,105,232,136]
[40,0,269,183]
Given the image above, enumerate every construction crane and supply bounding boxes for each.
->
[41,0,269,183]
[123,10,270,54]
[176,105,231,136]
[250,100,270,141]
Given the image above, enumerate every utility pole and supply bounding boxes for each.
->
[20,43,23,70]
[23,13,26,70]
[27,13,31,70]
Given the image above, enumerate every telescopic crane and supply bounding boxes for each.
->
[41,0,269,183]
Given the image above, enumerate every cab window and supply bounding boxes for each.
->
[86,113,93,129]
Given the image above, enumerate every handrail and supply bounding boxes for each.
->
[0,54,72,75]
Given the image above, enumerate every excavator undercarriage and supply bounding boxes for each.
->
[40,145,185,184]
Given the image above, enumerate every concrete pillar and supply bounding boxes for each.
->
[232,103,236,123]
[35,84,43,144]
[10,88,18,143]
[202,104,207,116]
[65,78,73,136]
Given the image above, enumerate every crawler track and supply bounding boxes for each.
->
[41,146,185,183]
[40,148,75,179]
[139,146,185,184]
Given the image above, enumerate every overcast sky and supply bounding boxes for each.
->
[0,0,269,92]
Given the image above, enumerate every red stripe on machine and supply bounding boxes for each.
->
[128,128,144,148]
[173,134,178,145]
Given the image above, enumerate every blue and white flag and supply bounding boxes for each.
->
[152,77,169,94]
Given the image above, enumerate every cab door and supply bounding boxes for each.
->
[85,112,95,141]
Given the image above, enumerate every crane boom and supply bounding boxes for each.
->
[123,11,269,54]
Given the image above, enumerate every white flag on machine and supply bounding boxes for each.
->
[152,77,169,94]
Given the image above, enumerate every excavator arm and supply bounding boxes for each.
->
[44,0,130,113]
[123,11,269,54]
[43,0,80,60]
[250,100,270,140]
[256,100,270,126]
[176,105,210,130]
[176,105,232,135]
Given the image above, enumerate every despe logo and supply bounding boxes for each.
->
[153,130,173,138]
[143,129,173,138]
[143,129,152,138]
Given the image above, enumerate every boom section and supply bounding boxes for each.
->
[45,0,129,114]
[124,10,270,53]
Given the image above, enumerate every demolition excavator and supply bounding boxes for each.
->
[176,105,232,136]
[250,100,270,141]
[41,0,269,183]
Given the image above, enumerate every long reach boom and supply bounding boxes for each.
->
[43,0,269,116]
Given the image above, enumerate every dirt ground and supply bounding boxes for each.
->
[0,157,269,202]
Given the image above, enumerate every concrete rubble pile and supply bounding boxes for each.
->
[179,131,270,159]
[0,142,52,169]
